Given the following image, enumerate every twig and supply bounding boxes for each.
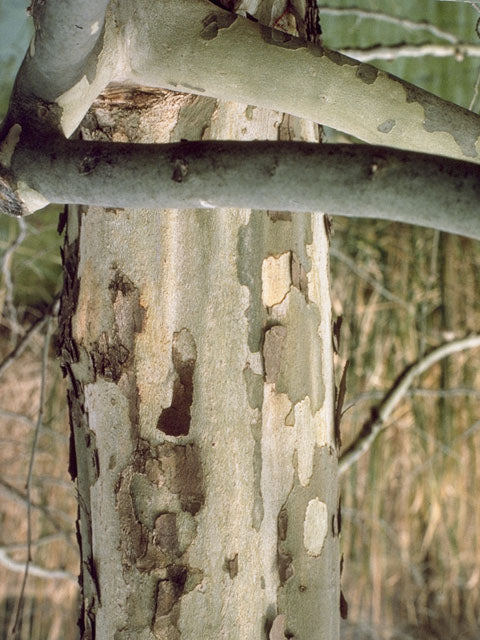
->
[345,386,480,410]
[0,477,72,528]
[317,6,458,44]
[469,67,480,110]
[2,532,72,551]
[339,42,480,62]
[330,247,413,311]
[0,218,27,336]
[339,335,480,475]
[411,419,480,480]
[0,309,51,379]
[10,316,55,637]
[0,547,76,582]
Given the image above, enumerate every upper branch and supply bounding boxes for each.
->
[0,0,112,139]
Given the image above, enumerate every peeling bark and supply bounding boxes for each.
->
[58,2,339,638]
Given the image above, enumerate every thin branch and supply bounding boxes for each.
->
[317,6,458,44]
[345,386,480,409]
[0,477,72,527]
[10,315,55,636]
[9,139,480,240]
[0,218,26,335]
[0,548,76,582]
[0,301,58,377]
[339,335,480,475]
[339,42,480,62]
[411,419,480,480]
[469,67,480,110]
[330,247,414,311]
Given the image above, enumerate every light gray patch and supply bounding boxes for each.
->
[404,81,480,158]
[243,365,263,410]
[356,63,378,85]
[377,119,396,134]
[236,211,312,352]
[262,289,324,412]
[200,11,237,40]
[260,24,306,50]
[276,446,339,635]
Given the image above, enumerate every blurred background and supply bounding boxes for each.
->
[0,0,479,638]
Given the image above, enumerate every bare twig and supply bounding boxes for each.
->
[2,532,72,551]
[0,310,49,378]
[339,335,480,475]
[0,218,26,335]
[469,67,480,110]
[317,6,458,44]
[0,547,76,582]
[339,42,480,62]
[0,298,59,379]
[345,386,480,410]
[411,419,480,480]
[330,247,413,311]
[0,477,72,528]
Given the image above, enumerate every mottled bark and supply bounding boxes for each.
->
[58,4,340,640]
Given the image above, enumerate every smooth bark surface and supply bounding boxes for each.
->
[9,138,480,239]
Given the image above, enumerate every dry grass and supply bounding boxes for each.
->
[332,219,480,639]
[0,328,78,640]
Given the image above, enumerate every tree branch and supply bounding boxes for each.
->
[340,42,480,62]
[3,0,480,164]
[339,335,480,475]
[6,138,480,240]
[111,0,480,163]
[317,6,458,44]
[0,547,76,581]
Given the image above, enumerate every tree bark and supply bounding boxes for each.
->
[58,4,339,640]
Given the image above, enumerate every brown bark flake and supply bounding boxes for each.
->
[157,329,197,437]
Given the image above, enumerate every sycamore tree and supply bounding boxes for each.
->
[0,1,479,639]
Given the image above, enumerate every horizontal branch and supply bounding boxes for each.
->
[7,139,480,239]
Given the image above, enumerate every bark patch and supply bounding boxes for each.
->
[404,82,480,158]
[157,442,204,515]
[200,11,237,40]
[157,329,197,437]
[223,553,239,579]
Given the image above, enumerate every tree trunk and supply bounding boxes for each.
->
[58,3,339,639]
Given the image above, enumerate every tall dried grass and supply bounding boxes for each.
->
[333,219,480,639]
[0,330,78,640]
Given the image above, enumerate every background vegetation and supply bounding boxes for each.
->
[0,0,479,638]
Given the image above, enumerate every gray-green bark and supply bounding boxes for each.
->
[8,138,480,239]
[3,0,480,239]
